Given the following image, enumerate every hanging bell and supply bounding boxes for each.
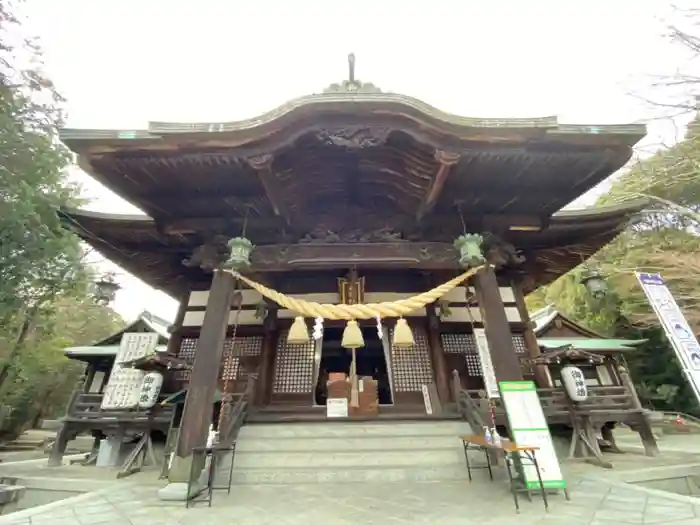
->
[341,320,365,349]
[287,316,310,344]
[393,318,415,348]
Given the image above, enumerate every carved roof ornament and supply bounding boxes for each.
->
[322,53,382,94]
[482,233,526,269]
[182,235,229,271]
[299,227,406,244]
[316,126,391,148]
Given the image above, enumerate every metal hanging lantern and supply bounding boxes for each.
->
[580,267,608,299]
[226,237,254,270]
[453,233,485,268]
[95,273,120,305]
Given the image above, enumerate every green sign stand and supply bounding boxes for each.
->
[499,381,566,490]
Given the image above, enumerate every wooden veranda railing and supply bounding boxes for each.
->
[450,369,640,426]
[65,392,175,425]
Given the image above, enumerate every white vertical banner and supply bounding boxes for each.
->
[636,272,700,406]
[473,328,500,399]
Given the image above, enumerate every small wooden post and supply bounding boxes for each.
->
[256,299,279,406]
[166,294,189,356]
[511,278,550,387]
[618,364,659,456]
[425,303,450,405]
[473,267,522,382]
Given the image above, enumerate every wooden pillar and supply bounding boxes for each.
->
[83,365,96,394]
[425,303,450,405]
[256,300,279,406]
[511,278,550,387]
[166,294,189,356]
[172,270,236,473]
[473,267,522,382]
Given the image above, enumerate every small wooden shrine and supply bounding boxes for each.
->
[56,56,655,488]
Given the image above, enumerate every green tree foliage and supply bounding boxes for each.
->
[527,10,700,415]
[0,1,125,438]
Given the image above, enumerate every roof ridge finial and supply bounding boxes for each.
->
[322,53,381,94]
[348,53,356,84]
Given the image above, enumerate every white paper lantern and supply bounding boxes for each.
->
[560,366,588,401]
[137,371,163,409]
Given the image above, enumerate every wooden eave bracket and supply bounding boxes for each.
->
[416,150,461,222]
[247,154,292,226]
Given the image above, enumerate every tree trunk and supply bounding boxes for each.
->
[0,306,38,392]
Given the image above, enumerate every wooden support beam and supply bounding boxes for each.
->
[175,270,236,458]
[473,267,522,382]
[256,299,279,406]
[425,303,450,405]
[247,154,291,226]
[416,151,460,222]
[511,278,551,388]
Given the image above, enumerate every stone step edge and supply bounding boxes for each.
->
[233,446,467,455]
[237,433,467,440]
[230,462,482,473]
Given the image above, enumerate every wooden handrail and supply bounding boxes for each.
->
[451,370,487,430]
[218,377,256,447]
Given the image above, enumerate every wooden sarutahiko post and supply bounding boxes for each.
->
[157,236,253,501]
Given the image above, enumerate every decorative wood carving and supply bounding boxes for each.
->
[482,233,526,269]
[299,227,406,244]
[316,126,391,148]
[249,242,461,271]
[246,154,291,225]
[182,236,229,271]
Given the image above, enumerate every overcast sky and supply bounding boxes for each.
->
[20,0,698,322]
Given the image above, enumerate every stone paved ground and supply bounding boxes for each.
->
[1,433,699,525]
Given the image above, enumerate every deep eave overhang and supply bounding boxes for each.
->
[59,200,648,297]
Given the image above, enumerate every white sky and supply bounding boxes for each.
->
[20,0,698,323]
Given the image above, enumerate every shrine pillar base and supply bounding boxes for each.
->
[157,454,206,501]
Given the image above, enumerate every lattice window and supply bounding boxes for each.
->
[272,331,315,394]
[464,354,483,376]
[390,327,434,392]
[220,336,263,381]
[176,336,263,382]
[512,334,527,355]
[441,333,477,354]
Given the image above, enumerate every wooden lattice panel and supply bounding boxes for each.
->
[441,333,477,354]
[512,334,527,355]
[220,336,263,381]
[272,331,315,394]
[390,327,434,392]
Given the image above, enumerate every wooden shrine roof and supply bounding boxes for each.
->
[60,200,647,297]
[58,64,647,296]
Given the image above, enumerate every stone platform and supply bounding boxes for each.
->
[0,432,698,524]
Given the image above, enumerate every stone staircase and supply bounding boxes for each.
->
[226,420,475,485]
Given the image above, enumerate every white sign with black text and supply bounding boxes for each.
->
[473,328,500,399]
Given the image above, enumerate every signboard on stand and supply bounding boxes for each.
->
[473,328,500,399]
[500,381,566,490]
[636,272,700,406]
[101,333,159,410]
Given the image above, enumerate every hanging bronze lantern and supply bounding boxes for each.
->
[95,273,120,305]
[580,267,608,299]
[225,237,254,269]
